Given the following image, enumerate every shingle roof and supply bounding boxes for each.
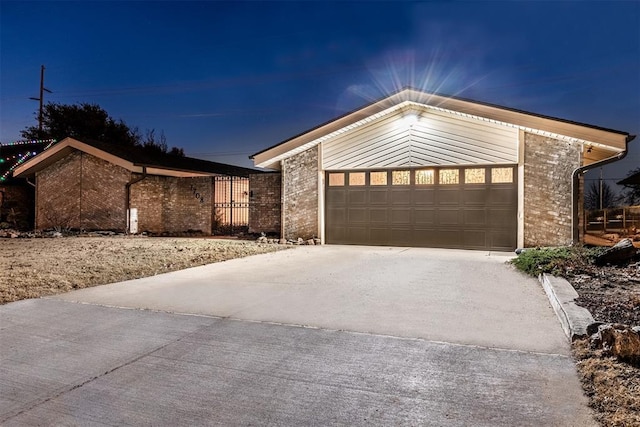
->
[79,138,259,177]
[14,137,260,178]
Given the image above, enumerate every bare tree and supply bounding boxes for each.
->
[584,180,621,210]
[619,167,640,206]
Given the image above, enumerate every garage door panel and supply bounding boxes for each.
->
[488,208,516,226]
[391,209,411,225]
[391,189,412,204]
[370,189,388,204]
[346,227,368,242]
[348,208,368,224]
[490,230,515,251]
[414,189,435,205]
[414,208,435,225]
[391,228,413,245]
[327,208,346,224]
[438,209,462,225]
[488,187,516,204]
[326,166,516,250]
[326,189,346,205]
[464,209,487,225]
[327,226,347,243]
[412,229,437,245]
[463,187,488,205]
[370,208,388,223]
[463,230,487,248]
[435,230,464,247]
[438,188,462,204]
[348,190,367,205]
[369,228,391,244]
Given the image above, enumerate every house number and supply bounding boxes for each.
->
[189,184,205,204]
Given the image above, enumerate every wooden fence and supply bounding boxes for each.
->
[585,205,640,233]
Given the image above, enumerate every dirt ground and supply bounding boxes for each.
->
[566,260,640,426]
[0,236,288,304]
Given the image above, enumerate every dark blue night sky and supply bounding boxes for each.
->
[1,1,638,185]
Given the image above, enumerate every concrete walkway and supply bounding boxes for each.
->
[0,246,595,426]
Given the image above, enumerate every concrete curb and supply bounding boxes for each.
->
[539,273,594,341]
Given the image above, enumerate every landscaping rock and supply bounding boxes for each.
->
[306,239,315,245]
[594,238,637,266]
[590,323,640,363]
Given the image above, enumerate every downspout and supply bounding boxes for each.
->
[125,167,147,234]
[572,135,635,244]
[26,177,36,231]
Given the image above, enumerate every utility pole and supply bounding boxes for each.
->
[29,65,52,133]
[599,167,604,210]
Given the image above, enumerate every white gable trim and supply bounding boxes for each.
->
[256,100,623,169]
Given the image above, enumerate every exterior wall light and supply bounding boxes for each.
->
[402,110,420,127]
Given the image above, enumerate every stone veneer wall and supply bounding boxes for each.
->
[130,175,212,234]
[36,151,129,230]
[248,172,281,234]
[523,132,582,247]
[282,146,318,239]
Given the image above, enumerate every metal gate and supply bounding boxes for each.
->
[213,175,249,234]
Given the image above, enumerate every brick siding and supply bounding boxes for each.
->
[248,172,281,234]
[523,132,582,246]
[282,146,318,239]
[0,184,34,229]
[35,150,213,234]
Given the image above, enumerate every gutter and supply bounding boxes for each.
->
[125,167,147,234]
[572,134,636,243]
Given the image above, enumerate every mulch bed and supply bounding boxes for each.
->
[565,259,640,426]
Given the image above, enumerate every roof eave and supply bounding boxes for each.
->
[251,87,631,169]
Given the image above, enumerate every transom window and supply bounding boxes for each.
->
[465,168,485,184]
[492,167,513,183]
[328,173,344,186]
[415,169,434,185]
[370,171,388,186]
[348,172,365,186]
[439,169,459,185]
[392,170,410,185]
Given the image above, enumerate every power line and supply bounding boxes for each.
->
[28,65,52,132]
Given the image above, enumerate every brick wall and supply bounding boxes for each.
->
[164,176,212,233]
[0,184,34,229]
[248,172,281,234]
[35,150,213,234]
[36,151,129,231]
[523,132,582,246]
[130,175,212,234]
[282,146,318,239]
[79,153,130,230]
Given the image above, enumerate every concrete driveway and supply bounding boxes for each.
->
[1,245,595,426]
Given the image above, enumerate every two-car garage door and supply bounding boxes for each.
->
[325,165,517,251]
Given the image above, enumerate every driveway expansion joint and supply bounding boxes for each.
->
[0,318,212,424]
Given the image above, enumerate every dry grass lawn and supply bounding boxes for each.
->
[1,236,288,304]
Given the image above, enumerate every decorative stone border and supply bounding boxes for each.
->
[539,273,595,341]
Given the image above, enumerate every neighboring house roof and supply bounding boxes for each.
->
[617,170,640,186]
[251,87,634,170]
[14,137,259,178]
